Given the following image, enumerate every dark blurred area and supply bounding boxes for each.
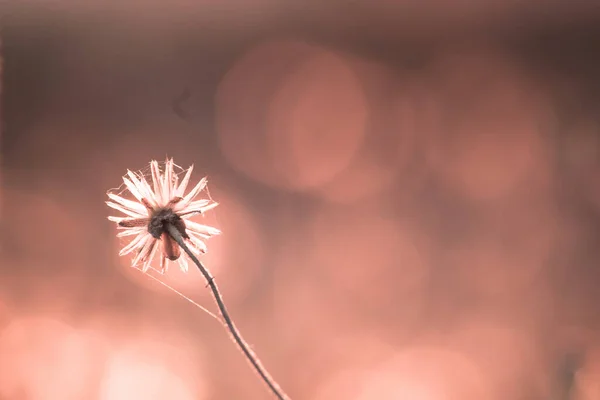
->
[2,1,600,399]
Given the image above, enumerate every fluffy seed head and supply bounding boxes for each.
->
[107,158,221,273]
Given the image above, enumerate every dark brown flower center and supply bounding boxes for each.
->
[148,208,189,240]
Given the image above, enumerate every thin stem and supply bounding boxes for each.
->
[166,224,290,400]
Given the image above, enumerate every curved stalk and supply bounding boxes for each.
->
[166,223,290,400]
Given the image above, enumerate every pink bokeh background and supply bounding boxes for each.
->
[2,5,600,399]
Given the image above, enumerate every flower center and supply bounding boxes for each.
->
[148,207,188,240]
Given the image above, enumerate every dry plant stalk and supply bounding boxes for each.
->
[107,158,290,400]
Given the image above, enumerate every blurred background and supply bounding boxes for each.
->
[2,1,600,399]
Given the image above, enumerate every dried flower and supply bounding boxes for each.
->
[107,158,220,273]
[106,158,290,400]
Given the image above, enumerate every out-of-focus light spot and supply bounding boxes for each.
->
[4,190,78,257]
[306,203,429,308]
[2,181,95,312]
[99,337,206,400]
[3,187,81,265]
[0,293,10,328]
[562,119,600,175]
[451,319,541,394]
[313,346,492,400]
[217,39,368,191]
[560,119,600,208]
[555,325,596,353]
[270,232,415,392]
[316,60,421,204]
[575,344,600,400]
[217,40,314,188]
[447,201,557,296]
[447,233,543,296]
[265,48,368,190]
[272,272,338,345]
[295,330,400,391]
[0,317,108,400]
[271,230,423,390]
[423,51,552,201]
[115,188,263,305]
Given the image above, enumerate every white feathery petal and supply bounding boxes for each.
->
[107,193,148,215]
[108,215,127,223]
[163,159,174,201]
[171,170,179,196]
[176,198,210,214]
[186,240,201,255]
[188,234,208,253]
[131,235,154,266]
[142,239,159,272]
[175,165,194,198]
[158,160,168,203]
[177,256,189,273]
[150,160,163,203]
[178,177,207,210]
[182,199,210,210]
[170,160,178,194]
[140,176,159,207]
[119,231,150,256]
[126,171,149,201]
[185,219,222,237]
[122,176,144,201]
[117,228,144,237]
[179,201,219,217]
[106,201,145,218]
[160,256,169,273]
[180,212,197,219]
[139,173,160,207]
[157,161,167,202]
[188,231,210,240]
[127,170,157,207]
